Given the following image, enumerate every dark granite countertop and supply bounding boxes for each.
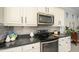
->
[0,35,40,50]
[0,34,70,50]
[59,34,70,38]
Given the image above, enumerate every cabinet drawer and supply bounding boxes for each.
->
[26,47,40,52]
[22,42,40,52]
[59,38,65,41]
[0,47,22,52]
[32,42,40,48]
[65,36,71,39]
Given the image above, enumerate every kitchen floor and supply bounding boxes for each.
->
[71,43,79,52]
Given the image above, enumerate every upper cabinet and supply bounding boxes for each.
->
[4,7,37,26]
[3,7,66,27]
[37,7,54,15]
[1,7,79,28]
[4,7,22,26]
[22,8,37,26]
[0,7,4,25]
[37,7,64,26]
[37,7,49,14]
[52,8,64,26]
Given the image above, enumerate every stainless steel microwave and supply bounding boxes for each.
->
[37,13,54,26]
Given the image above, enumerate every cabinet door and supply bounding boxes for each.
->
[58,37,71,52]
[4,7,23,26]
[0,47,22,52]
[23,7,37,26]
[58,38,66,52]
[49,7,54,15]
[37,7,50,14]
[53,8,64,26]
[0,7,4,24]
[37,7,46,13]
[65,36,71,51]
[27,47,40,52]
[22,42,40,52]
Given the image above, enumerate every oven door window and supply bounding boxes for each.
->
[42,40,58,52]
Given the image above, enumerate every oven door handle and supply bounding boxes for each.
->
[41,39,58,44]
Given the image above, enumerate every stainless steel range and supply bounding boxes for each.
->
[40,39,58,52]
[35,30,58,52]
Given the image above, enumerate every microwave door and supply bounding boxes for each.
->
[39,15,52,23]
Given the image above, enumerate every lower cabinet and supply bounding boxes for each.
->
[0,42,40,52]
[22,42,40,52]
[0,38,71,52]
[58,36,71,52]
[0,47,22,52]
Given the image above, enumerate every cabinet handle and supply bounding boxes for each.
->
[48,8,49,12]
[66,42,68,43]
[45,7,47,12]
[59,44,61,46]
[25,17,27,23]
[21,17,23,23]
[45,7,49,12]
[32,47,34,48]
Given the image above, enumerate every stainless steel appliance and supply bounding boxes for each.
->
[37,13,54,26]
[35,30,58,52]
[40,39,58,52]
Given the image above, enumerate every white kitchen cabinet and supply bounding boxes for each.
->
[0,47,22,52]
[4,7,37,26]
[58,36,71,52]
[37,7,45,13]
[22,42,40,52]
[23,7,37,26]
[65,36,71,51]
[4,7,23,26]
[37,7,50,14]
[0,42,40,52]
[37,7,65,27]
[0,7,4,25]
[52,8,64,26]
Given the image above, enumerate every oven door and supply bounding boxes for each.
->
[40,40,58,52]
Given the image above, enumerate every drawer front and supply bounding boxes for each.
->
[22,42,40,52]
[59,38,65,41]
[26,47,40,52]
[22,44,33,51]
[32,42,40,48]
[0,47,22,52]
[65,36,71,40]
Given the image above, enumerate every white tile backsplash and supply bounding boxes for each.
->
[14,26,60,34]
[0,26,60,35]
[0,26,14,35]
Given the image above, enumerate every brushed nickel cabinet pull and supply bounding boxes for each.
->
[32,46,34,48]
[21,17,23,23]
[25,17,27,23]
[48,8,49,12]
[45,7,49,12]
